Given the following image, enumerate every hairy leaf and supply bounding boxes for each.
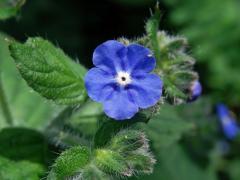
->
[9,37,87,105]
[0,33,58,129]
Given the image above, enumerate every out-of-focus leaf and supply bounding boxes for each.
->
[0,127,47,164]
[9,37,87,105]
[46,101,102,148]
[142,104,194,149]
[0,33,58,129]
[228,159,240,180]
[133,144,217,180]
[0,0,26,20]
[0,156,44,180]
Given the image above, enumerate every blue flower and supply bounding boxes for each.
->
[85,40,162,120]
[188,81,202,102]
[216,104,239,139]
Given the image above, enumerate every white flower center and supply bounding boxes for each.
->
[116,71,132,86]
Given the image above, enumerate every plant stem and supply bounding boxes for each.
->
[0,76,13,126]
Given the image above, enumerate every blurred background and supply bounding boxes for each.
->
[1,0,240,179]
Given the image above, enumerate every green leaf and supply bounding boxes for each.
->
[0,156,44,180]
[0,127,47,164]
[9,37,87,105]
[0,33,59,129]
[0,0,26,20]
[143,105,194,149]
[50,146,90,179]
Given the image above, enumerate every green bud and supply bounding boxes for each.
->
[95,149,132,177]
[157,31,188,54]
[109,130,149,153]
[81,164,110,180]
[126,153,156,175]
[51,146,90,179]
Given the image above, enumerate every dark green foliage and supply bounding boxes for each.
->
[0,127,47,164]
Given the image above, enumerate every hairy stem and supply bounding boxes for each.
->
[0,76,13,126]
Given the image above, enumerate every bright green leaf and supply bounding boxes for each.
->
[0,33,59,129]
[9,37,87,105]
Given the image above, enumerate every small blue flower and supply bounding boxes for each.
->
[85,40,162,120]
[216,104,239,139]
[188,81,202,102]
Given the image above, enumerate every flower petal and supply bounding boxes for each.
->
[126,44,156,74]
[103,89,139,120]
[128,74,162,108]
[216,104,240,139]
[85,67,116,102]
[93,40,127,74]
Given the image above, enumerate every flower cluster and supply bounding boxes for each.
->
[85,40,163,120]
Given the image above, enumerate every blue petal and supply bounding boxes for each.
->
[85,67,116,103]
[93,40,127,74]
[216,104,229,118]
[127,74,162,108]
[222,120,239,139]
[126,44,156,74]
[216,104,240,139]
[103,89,139,120]
[188,81,202,102]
